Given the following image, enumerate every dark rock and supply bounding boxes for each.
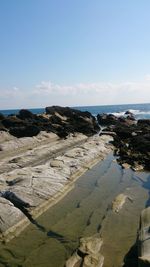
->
[126,115,136,121]
[46,106,100,136]
[49,114,64,125]
[0,113,5,120]
[137,119,150,126]
[125,110,134,116]
[97,113,136,128]
[0,121,7,131]
[9,125,40,138]
[2,116,26,128]
[45,106,92,118]
[56,127,68,139]
[2,106,100,138]
[18,109,35,120]
[1,191,30,209]
[97,113,118,126]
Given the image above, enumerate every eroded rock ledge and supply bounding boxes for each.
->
[0,133,113,243]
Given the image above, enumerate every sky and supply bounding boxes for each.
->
[0,0,150,109]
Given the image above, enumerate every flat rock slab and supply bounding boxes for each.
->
[0,134,113,242]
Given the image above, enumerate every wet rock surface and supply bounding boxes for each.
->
[111,193,127,213]
[65,235,104,267]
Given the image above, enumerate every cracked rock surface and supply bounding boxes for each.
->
[0,131,113,242]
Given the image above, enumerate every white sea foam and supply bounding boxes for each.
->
[111,109,150,117]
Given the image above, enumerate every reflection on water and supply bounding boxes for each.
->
[0,154,149,267]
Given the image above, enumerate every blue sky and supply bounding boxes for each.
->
[0,0,150,109]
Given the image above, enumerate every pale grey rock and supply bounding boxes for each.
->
[50,159,64,168]
[138,207,150,266]
[65,252,82,267]
[0,134,113,241]
[83,253,104,267]
[65,234,104,267]
[0,197,25,233]
[112,194,127,213]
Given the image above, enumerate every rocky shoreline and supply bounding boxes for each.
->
[97,110,150,267]
[0,106,113,243]
[97,111,150,171]
[0,106,150,267]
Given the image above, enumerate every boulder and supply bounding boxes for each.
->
[46,106,100,136]
[9,125,40,138]
[18,109,35,120]
[65,235,104,267]
[125,110,134,116]
[97,113,118,126]
[45,106,92,119]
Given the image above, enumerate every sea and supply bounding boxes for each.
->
[0,102,150,120]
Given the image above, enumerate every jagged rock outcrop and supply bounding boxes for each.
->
[97,112,150,170]
[97,113,136,127]
[97,113,119,126]
[17,109,36,120]
[0,106,100,138]
[46,106,100,136]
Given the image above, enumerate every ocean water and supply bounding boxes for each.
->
[0,102,150,119]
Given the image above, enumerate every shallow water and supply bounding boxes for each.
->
[0,154,149,267]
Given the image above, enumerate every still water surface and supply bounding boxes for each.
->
[0,154,149,267]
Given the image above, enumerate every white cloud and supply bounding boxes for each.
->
[0,87,21,98]
[144,74,150,81]
[0,76,150,109]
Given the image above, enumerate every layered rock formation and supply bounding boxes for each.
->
[0,130,113,242]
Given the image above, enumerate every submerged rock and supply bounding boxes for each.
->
[65,235,104,267]
[112,193,127,213]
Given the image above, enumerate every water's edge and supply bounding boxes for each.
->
[0,154,149,267]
